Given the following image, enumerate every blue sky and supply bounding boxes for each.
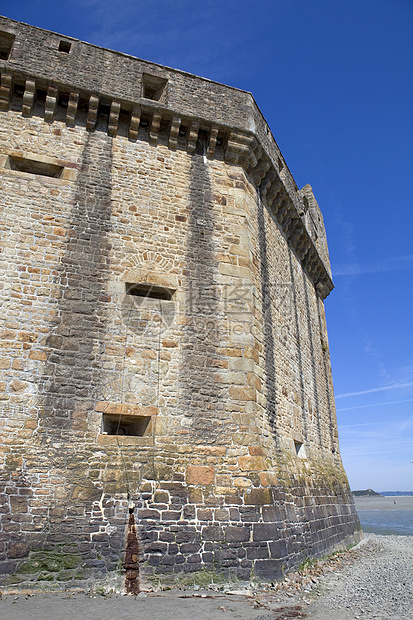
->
[3,0,412,491]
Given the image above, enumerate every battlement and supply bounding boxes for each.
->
[0,15,333,298]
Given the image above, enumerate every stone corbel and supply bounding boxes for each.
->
[168,116,181,150]
[108,101,120,136]
[301,238,312,258]
[66,91,79,126]
[276,197,290,221]
[129,105,141,141]
[281,213,293,232]
[244,137,260,169]
[251,158,271,186]
[312,268,322,288]
[298,245,311,264]
[303,251,318,274]
[294,232,310,257]
[86,95,99,131]
[305,263,316,285]
[186,121,199,153]
[44,85,58,123]
[316,281,329,299]
[224,132,254,165]
[252,143,263,165]
[265,176,283,206]
[206,126,219,159]
[260,169,277,198]
[0,73,13,111]
[269,193,283,216]
[288,219,303,244]
[22,79,36,116]
[149,111,162,146]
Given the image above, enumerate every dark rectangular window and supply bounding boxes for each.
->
[102,414,150,437]
[0,31,15,60]
[126,282,174,300]
[58,40,71,53]
[8,155,64,179]
[141,73,168,101]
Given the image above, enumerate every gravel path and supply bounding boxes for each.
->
[1,534,412,619]
[304,534,413,619]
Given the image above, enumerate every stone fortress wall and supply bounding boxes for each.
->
[0,16,361,591]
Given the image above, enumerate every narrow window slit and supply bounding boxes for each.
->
[294,441,306,458]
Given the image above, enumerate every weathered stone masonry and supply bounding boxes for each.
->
[0,16,361,590]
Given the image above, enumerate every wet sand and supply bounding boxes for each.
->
[354,495,413,511]
[1,589,270,620]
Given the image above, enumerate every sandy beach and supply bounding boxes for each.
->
[354,495,413,511]
[1,532,412,619]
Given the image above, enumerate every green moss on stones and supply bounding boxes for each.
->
[179,569,227,588]
[16,551,82,576]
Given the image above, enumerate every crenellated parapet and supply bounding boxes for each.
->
[0,15,333,298]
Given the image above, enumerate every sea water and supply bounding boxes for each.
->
[354,496,413,536]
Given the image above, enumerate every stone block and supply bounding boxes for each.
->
[28,350,47,361]
[139,509,161,520]
[10,379,27,393]
[183,505,196,519]
[161,510,181,521]
[176,530,198,544]
[179,542,200,554]
[10,496,28,513]
[186,465,214,485]
[253,523,279,541]
[262,506,280,522]
[144,542,167,554]
[225,526,250,543]
[269,539,288,558]
[246,544,269,560]
[8,542,30,558]
[244,488,273,505]
[238,456,267,471]
[254,558,284,580]
[202,525,224,541]
[154,491,169,503]
[0,560,18,574]
[229,386,256,401]
[197,508,213,521]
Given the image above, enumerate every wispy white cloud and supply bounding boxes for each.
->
[336,382,413,399]
[339,416,413,491]
[332,254,413,277]
[337,397,413,412]
[76,0,248,82]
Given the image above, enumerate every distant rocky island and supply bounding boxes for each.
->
[352,489,413,497]
[380,491,413,496]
